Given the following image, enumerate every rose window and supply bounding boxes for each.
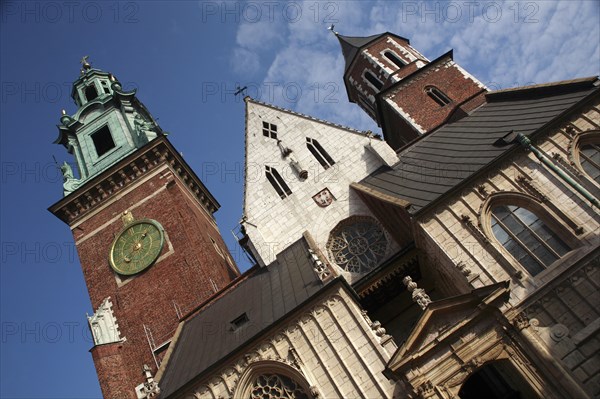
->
[327,217,388,274]
[250,374,309,399]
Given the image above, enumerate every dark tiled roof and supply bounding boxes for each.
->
[337,33,384,73]
[159,238,326,397]
[361,79,599,215]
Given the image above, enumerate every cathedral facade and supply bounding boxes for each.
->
[50,32,599,399]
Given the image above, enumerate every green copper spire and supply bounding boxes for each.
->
[54,58,165,196]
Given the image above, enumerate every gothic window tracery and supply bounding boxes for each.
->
[490,204,571,276]
[306,138,335,169]
[327,216,388,274]
[250,373,309,399]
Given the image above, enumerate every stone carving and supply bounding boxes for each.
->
[460,214,490,244]
[403,276,432,310]
[513,312,530,330]
[87,297,123,345]
[134,112,157,140]
[456,261,471,277]
[307,248,331,281]
[516,175,547,202]
[550,324,569,342]
[60,161,82,196]
[417,380,436,398]
[135,365,160,399]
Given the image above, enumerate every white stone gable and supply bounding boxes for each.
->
[242,99,399,281]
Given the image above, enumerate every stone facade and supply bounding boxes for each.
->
[242,99,399,283]
[412,97,600,397]
[169,286,397,399]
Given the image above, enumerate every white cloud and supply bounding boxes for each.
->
[230,0,600,130]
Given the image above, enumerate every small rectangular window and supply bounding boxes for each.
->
[230,312,249,330]
[85,85,98,101]
[365,71,383,91]
[91,126,116,157]
[262,121,278,139]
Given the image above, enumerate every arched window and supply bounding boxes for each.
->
[364,71,383,90]
[327,216,388,274]
[490,204,571,276]
[234,362,314,399]
[572,132,600,184]
[265,166,291,199]
[384,50,405,69]
[425,86,451,106]
[250,373,310,399]
[306,138,335,169]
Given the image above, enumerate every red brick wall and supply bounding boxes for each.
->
[71,159,239,398]
[380,61,486,149]
[345,35,428,110]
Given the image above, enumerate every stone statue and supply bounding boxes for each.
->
[133,112,157,141]
[60,161,81,196]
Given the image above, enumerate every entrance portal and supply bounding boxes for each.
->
[458,360,538,399]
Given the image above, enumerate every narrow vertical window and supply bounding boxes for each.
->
[91,126,116,157]
[384,51,405,69]
[85,85,98,101]
[265,166,292,199]
[262,121,277,139]
[491,205,570,276]
[306,138,335,169]
[364,71,383,90]
[101,81,110,94]
[579,143,600,183]
[425,86,451,106]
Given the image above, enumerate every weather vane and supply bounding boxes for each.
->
[234,86,248,96]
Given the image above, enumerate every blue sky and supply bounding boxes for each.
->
[1,1,598,397]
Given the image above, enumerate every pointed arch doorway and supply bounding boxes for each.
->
[458,360,538,399]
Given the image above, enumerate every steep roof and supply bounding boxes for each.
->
[336,33,385,73]
[158,237,328,397]
[360,77,599,215]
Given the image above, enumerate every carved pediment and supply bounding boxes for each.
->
[387,281,510,374]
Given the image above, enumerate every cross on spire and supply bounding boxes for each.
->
[80,56,91,71]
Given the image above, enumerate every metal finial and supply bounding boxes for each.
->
[61,109,66,116]
[327,24,338,35]
[80,55,92,70]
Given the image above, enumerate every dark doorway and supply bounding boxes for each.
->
[459,360,538,399]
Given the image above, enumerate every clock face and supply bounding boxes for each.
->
[109,219,165,275]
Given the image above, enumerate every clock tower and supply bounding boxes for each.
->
[49,59,240,398]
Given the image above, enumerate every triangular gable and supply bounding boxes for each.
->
[387,282,510,372]
[241,98,398,266]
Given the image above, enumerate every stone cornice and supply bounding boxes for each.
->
[48,136,220,225]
